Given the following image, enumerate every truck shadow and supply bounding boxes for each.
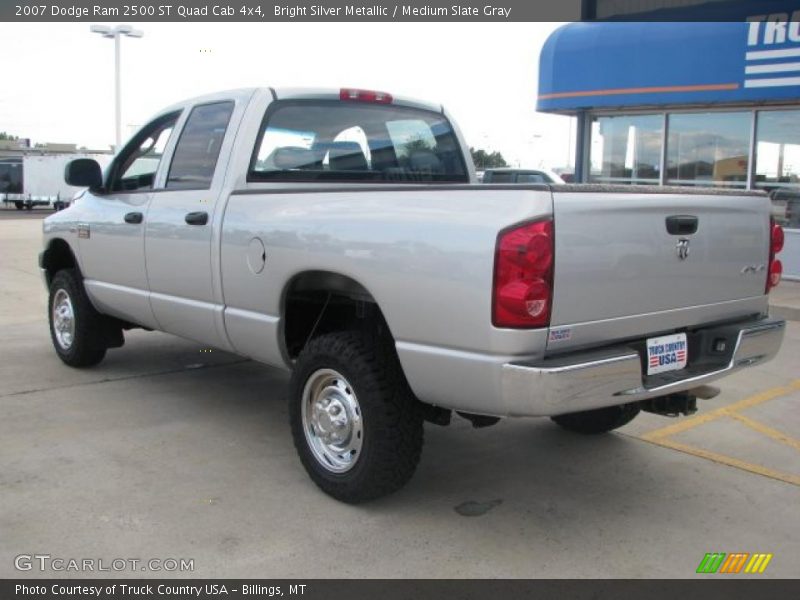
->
[98,341,717,528]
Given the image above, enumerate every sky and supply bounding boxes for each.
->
[0,22,574,169]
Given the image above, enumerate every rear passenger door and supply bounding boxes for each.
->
[144,98,241,348]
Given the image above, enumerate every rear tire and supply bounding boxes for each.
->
[48,269,108,367]
[551,403,640,434]
[14,201,23,210]
[289,331,424,503]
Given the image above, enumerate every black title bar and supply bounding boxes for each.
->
[3,579,800,600]
[3,0,793,22]
[2,1,577,22]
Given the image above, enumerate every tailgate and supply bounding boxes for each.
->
[547,187,771,351]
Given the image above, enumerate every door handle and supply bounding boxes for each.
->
[185,211,209,226]
[666,215,698,235]
[124,211,143,224]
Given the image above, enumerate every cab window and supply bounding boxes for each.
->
[167,101,235,190]
[108,112,180,193]
[487,172,512,183]
[517,173,546,183]
[250,101,468,183]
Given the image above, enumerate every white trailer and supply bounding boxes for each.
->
[1,153,112,210]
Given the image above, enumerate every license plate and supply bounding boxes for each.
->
[646,333,688,375]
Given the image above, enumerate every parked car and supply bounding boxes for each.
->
[40,87,786,502]
[482,168,565,184]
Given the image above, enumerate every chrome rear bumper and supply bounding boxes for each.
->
[501,317,785,417]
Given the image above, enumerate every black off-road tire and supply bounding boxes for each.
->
[14,201,24,210]
[48,269,108,367]
[551,403,640,434]
[289,331,424,503]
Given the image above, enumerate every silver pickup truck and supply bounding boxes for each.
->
[41,87,786,502]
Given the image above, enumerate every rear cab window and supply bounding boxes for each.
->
[167,101,235,190]
[249,101,468,183]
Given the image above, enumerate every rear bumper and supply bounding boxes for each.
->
[501,317,785,417]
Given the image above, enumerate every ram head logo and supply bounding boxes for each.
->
[676,238,690,260]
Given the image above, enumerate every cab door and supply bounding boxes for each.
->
[144,97,243,348]
[77,111,180,329]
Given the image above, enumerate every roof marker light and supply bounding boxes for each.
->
[340,88,393,104]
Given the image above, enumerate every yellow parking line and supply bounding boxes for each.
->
[639,437,800,486]
[727,412,800,453]
[641,379,800,442]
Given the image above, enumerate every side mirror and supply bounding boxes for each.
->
[65,159,103,190]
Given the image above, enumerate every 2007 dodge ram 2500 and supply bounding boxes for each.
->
[41,87,786,502]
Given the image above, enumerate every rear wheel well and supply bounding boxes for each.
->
[282,271,388,360]
[282,272,448,426]
[42,239,78,286]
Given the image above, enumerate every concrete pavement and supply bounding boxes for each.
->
[770,280,800,322]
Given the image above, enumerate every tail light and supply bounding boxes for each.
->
[492,219,554,328]
[771,220,784,255]
[340,88,393,104]
[766,217,784,292]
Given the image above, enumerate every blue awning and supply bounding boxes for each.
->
[537,20,800,114]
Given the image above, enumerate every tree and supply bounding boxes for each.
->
[470,147,508,169]
[0,132,19,141]
[397,135,434,158]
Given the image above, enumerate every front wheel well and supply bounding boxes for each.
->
[282,271,389,359]
[41,238,78,286]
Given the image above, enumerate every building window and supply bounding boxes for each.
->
[754,110,800,229]
[666,111,750,188]
[754,110,800,189]
[589,114,662,184]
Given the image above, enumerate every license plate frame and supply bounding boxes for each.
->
[646,333,688,376]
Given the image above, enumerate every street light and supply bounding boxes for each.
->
[90,24,144,150]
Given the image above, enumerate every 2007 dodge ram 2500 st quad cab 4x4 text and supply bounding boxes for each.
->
[40,87,786,502]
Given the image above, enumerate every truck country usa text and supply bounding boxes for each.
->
[275,5,512,18]
[649,340,688,368]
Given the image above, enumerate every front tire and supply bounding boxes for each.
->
[48,269,107,367]
[289,331,424,503]
[551,403,640,434]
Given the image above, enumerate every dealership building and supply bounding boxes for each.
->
[538,3,800,280]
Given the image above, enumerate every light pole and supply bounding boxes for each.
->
[90,24,143,150]
[530,133,542,168]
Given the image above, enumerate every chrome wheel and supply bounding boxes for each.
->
[52,289,75,350]
[301,368,363,473]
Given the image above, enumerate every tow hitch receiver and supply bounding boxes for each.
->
[641,385,720,418]
[641,392,698,417]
